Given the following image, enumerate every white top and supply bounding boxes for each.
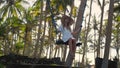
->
[58,25,74,42]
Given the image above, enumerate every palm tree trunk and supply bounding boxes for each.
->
[48,25,54,58]
[33,0,43,58]
[97,0,105,57]
[82,0,93,65]
[116,27,119,60]
[74,0,87,39]
[23,25,32,56]
[38,1,47,58]
[62,45,67,62]
[66,0,87,67]
[54,46,58,57]
[38,21,46,58]
[101,0,114,68]
[4,40,9,55]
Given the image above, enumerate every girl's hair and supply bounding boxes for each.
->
[61,15,74,27]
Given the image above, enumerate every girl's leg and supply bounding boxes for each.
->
[68,38,76,58]
[68,38,74,56]
[72,39,76,57]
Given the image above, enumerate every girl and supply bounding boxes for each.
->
[58,15,77,58]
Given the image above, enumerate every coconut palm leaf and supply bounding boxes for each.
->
[0,0,28,20]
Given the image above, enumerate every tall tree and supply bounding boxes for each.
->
[82,0,93,65]
[0,0,27,55]
[113,2,120,60]
[101,0,114,68]
[23,10,36,56]
[66,0,87,67]
[33,0,43,58]
[0,0,26,19]
[97,0,105,57]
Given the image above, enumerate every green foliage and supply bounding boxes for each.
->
[0,21,9,37]
[0,63,5,68]
[114,4,120,22]
[32,0,42,8]
[15,42,24,49]
[0,0,27,20]
[114,4,120,13]
[72,7,78,17]
[23,8,39,24]
[0,0,80,59]
[0,5,9,19]
[115,15,120,22]
[0,26,5,37]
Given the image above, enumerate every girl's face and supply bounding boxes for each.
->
[64,18,70,26]
[61,15,74,27]
[65,18,69,23]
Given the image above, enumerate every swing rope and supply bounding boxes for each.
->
[47,0,82,46]
[47,0,58,31]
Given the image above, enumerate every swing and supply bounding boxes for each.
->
[47,0,82,46]
[55,39,82,46]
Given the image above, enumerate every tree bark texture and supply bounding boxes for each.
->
[101,0,114,68]
[65,0,87,67]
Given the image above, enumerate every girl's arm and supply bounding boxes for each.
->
[72,27,80,35]
[56,25,63,34]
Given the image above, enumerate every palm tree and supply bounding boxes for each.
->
[0,0,27,19]
[113,2,120,60]
[101,0,114,68]
[32,0,44,58]
[65,0,87,67]
[22,9,38,56]
[0,20,11,54]
[0,0,28,55]
[97,0,105,58]
[81,0,93,66]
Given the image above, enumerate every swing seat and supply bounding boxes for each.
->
[55,39,82,46]
[56,39,68,45]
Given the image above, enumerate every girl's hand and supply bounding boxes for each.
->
[71,32,76,35]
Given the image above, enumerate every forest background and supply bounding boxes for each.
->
[0,0,120,67]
